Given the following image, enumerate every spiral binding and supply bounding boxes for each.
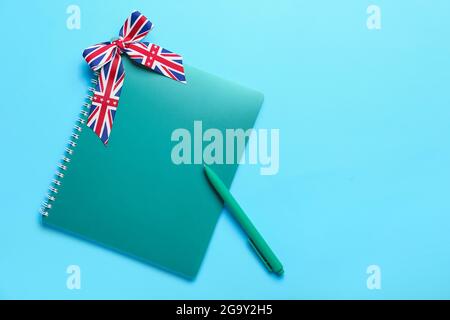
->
[40,76,98,217]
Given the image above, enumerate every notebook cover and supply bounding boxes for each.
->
[42,58,263,279]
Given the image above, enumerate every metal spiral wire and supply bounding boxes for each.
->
[40,81,96,217]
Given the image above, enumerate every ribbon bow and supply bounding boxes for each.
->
[82,11,186,145]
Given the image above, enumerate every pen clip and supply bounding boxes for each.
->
[248,238,273,273]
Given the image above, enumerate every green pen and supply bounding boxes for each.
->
[204,165,284,276]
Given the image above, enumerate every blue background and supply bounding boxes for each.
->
[1,1,450,299]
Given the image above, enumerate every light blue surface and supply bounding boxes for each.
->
[1,1,450,299]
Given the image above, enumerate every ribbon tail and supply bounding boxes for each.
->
[125,42,186,83]
[86,53,125,145]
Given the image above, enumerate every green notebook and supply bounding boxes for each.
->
[41,58,263,279]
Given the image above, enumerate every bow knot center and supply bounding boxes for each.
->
[111,38,126,54]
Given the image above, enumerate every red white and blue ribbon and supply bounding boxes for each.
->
[82,11,186,144]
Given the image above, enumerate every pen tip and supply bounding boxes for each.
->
[274,267,284,276]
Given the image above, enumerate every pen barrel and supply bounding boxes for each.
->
[221,189,283,274]
[204,166,283,275]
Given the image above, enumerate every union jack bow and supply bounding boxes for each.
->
[82,11,186,144]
